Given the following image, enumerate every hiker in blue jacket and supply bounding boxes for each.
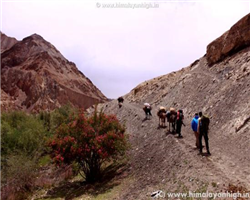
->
[191,113,200,148]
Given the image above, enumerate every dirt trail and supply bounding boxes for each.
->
[99,100,250,199]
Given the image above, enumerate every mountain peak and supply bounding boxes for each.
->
[23,33,45,41]
[1,33,108,112]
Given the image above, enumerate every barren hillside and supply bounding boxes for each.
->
[91,13,250,199]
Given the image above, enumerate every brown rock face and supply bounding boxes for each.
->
[1,32,18,53]
[206,13,250,66]
[1,33,108,112]
[0,89,18,111]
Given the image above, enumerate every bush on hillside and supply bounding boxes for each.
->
[39,104,77,134]
[1,111,46,159]
[1,111,47,199]
[49,109,128,183]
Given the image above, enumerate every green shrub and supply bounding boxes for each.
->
[1,111,46,157]
[38,104,77,135]
[1,154,39,200]
[1,111,47,198]
[1,106,85,198]
[50,104,77,132]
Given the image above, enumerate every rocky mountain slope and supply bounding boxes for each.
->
[1,33,107,112]
[1,32,18,53]
[90,13,250,199]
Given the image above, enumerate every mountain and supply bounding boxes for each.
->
[1,33,107,112]
[1,32,18,53]
[87,13,250,199]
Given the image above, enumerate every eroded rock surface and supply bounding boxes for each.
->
[206,13,250,65]
[1,33,107,112]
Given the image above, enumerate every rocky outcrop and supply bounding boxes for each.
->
[1,33,108,112]
[0,89,18,111]
[1,32,18,53]
[206,13,250,66]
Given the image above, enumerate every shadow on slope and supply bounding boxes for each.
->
[40,162,129,200]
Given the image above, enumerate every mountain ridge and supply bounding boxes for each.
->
[1,33,108,112]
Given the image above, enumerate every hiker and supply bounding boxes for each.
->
[157,106,167,128]
[191,113,200,148]
[176,109,184,138]
[117,97,124,108]
[143,103,152,119]
[198,112,211,155]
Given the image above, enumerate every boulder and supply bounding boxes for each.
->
[206,13,250,66]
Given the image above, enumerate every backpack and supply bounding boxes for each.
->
[201,115,210,131]
[158,107,166,116]
[179,113,184,120]
[177,110,184,121]
[143,105,151,111]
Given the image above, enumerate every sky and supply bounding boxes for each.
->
[1,0,250,99]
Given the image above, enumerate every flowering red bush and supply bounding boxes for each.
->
[49,109,127,183]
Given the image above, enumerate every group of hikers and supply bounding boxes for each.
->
[117,97,211,156]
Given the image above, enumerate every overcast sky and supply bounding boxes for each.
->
[1,0,249,98]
